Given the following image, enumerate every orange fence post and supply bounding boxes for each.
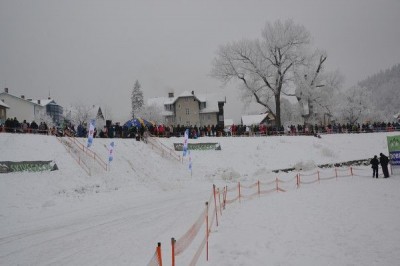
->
[257,180,260,197]
[275,177,278,192]
[317,171,320,184]
[171,238,175,266]
[238,182,241,203]
[335,168,338,180]
[218,188,222,216]
[206,202,209,262]
[157,242,162,266]
[350,166,353,176]
[213,185,219,227]
[297,174,300,188]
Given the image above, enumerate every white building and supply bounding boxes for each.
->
[148,91,226,127]
[0,88,64,124]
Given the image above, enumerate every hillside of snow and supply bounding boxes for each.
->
[1,132,399,265]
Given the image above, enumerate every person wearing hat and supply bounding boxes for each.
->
[380,153,390,178]
[370,155,379,178]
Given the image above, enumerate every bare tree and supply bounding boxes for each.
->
[211,19,312,127]
[139,103,164,124]
[294,52,343,125]
[68,104,93,127]
[335,86,372,124]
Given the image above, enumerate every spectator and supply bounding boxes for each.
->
[370,155,379,178]
[380,153,390,178]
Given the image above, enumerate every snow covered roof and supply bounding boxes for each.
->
[0,100,10,108]
[241,113,273,126]
[30,99,56,106]
[147,91,225,114]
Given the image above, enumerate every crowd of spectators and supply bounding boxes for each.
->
[1,117,400,139]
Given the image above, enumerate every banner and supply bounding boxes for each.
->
[0,161,58,173]
[109,141,115,163]
[183,129,189,157]
[188,150,192,172]
[87,119,96,148]
[387,135,400,174]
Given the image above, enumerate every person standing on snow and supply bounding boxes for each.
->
[380,153,390,178]
[370,155,379,178]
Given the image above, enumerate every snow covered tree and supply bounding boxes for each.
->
[211,19,314,127]
[335,86,372,124]
[69,103,93,127]
[139,103,164,124]
[294,53,343,125]
[131,80,144,119]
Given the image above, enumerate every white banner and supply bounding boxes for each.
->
[87,119,96,148]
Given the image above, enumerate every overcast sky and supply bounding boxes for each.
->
[1,0,399,123]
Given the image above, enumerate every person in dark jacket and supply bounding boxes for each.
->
[380,153,390,178]
[370,155,379,178]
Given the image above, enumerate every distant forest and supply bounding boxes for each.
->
[358,63,400,119]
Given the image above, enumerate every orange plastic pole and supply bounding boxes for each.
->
[213,185,219,227]
[297,174,299,188]
[257,180,260,197]
[317,171,320,183]
[276,177,278,192]
[171,238,175,266]
[206,202,209,261]
[350,166,353,176]
[335,168,338,180]
[157,242,162,266]
[238,182,241,203]
[218,188,222,216]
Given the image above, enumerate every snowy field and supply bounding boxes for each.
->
[1,131,400,265]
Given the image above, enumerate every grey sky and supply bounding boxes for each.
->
[1,0,399,123]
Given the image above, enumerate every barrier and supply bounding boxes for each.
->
[147,243,162,266]
[147,165,383,265]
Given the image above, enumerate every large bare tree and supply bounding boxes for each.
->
[211,19,312,127]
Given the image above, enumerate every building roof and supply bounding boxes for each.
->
[147,91,225,115]
[0,92,41,106]
[0,100,10,108]
[241,113,274,126]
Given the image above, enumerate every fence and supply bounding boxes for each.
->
[146,164,392,265]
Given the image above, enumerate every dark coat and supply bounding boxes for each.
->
[370,157,379,169]
[380,154,389,166]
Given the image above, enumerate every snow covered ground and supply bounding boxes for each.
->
[1,131,400,265]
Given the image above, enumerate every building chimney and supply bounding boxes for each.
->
[21,95,25,99]
[191,90,194,95]
[168,92,174,98]
[4,88,8,93]
[38,99,41,105]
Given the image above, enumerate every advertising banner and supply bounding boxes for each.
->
[387,135,400,174]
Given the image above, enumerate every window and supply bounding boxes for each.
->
[186,108,190,115]
[207,114,211,120]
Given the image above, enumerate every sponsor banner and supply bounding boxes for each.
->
[387,135,400,174]
[174,143,221,151]
[0,161,58,173]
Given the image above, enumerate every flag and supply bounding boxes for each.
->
[183,128,189,157]
[108,141,115,163]
[188,150,192,171]
[87,119,96,148]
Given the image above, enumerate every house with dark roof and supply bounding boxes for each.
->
[148,91,226,127]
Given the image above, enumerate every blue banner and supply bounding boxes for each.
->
[87,119,96,148]
[109,141,115,162]
[183,129,189,157]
